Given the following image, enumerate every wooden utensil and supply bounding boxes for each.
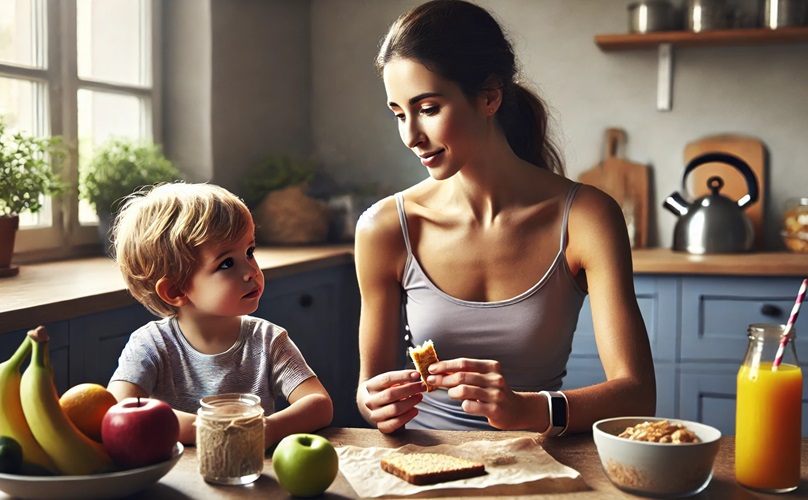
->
[578,128,650,248]
[684,135,767,250]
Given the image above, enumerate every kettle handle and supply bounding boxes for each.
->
[681,152,759,209]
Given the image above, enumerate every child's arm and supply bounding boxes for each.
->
[264,377,333,448]
[107,379,198,445]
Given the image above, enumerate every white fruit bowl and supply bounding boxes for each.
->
[593,417,721,498]
[0,442,183,499]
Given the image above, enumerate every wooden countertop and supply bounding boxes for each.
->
[632,248,808,276]
[8,427,797,499]
[2,245,807,334]
[0,245,354,334]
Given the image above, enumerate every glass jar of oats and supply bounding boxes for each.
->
[782,198,808,253]
[196,393,265,485]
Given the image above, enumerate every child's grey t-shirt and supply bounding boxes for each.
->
[109,315,316,414]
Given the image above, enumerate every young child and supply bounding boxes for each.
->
[107,182,333,448]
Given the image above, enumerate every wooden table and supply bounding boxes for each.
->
[110,428,808,499]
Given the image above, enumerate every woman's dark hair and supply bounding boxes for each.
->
[376,0,564,176]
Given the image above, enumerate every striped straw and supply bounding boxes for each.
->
[773,278,808,369]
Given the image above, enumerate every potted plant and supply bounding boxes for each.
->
[0,118,65,277]
[240,154,330,245]
[79,137,183,251]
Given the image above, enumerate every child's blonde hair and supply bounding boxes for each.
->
[111,182,253,317]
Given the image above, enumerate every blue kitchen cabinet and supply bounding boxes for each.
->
[566,276,677,418]
[0,262,363,428]
[568,273,808,436]
[0,322,71,396]
[68,303,155,387]
[254,262,364,428]
[678,363,808,437]
[677,275,808,436]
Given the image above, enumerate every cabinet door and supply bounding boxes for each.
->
[680,276,808,363]
[256,263,363,428]
[571,276,677,362]
[564,359,676,419]
[0,322,70,396]
[68,304,155,388]
[679,364,808,437]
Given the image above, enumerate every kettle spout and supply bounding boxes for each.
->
[663,192,690,217]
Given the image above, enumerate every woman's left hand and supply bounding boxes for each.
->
[426,358,532,430]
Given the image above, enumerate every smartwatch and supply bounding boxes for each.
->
[539,391,568,437]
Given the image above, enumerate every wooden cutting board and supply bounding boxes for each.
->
[684,135,767,250]
[578,128,650,248]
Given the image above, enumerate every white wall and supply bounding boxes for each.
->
[309,0,808,249]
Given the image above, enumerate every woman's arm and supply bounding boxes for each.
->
[354,198,425,433]
[264,377,332,448]
[562,184,657,433]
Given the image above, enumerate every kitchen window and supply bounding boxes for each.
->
[0,0,160,261]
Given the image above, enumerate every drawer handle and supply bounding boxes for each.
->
[761,304,782,317]
[299,294,314,308]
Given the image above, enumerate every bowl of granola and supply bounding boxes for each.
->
[592,417,721,498]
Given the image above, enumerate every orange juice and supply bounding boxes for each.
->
[736,361,802,492]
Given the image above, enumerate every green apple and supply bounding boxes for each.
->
[272,433,339,497]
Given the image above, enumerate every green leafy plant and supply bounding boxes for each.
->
[79,138,183,214]
[239,154,314,208]
[0,119,65,217]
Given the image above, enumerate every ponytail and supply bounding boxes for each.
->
[499,82,565,176]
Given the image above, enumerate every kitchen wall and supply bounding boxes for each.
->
[164,0,808,250]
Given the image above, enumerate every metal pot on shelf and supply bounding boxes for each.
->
[663,152,759,254]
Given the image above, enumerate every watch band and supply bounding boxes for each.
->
[539,390,569,437]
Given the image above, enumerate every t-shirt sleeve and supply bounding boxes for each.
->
[269,328,316,400]
[108,325,161,394]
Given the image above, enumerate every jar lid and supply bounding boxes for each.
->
[197,393,263,420]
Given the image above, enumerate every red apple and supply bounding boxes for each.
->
[101,397,179,469]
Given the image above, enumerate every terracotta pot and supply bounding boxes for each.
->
[0,215,20,277]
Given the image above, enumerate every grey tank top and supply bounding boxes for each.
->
[395,183,587,430]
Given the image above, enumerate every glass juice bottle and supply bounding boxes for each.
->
[735,324,802,493]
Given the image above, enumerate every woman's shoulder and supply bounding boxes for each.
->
[566,183,632,270]
[356,194,401,241]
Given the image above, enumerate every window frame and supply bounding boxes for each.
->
[0,0,161,262]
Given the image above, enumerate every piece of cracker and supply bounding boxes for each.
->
[408,340,439,392]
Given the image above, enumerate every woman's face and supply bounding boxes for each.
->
[383,57,488,180]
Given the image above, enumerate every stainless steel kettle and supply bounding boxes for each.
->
[663,152,759,254]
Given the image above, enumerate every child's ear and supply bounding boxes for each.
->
[155,277,188,307]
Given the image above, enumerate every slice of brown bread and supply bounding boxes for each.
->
[408,340,439,392]
[380,452,486,485]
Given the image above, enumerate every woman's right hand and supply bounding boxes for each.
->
[359,369,424,433]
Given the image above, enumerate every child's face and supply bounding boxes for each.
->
[182,223,264,318]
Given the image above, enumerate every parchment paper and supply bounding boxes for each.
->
[336,436,586,498]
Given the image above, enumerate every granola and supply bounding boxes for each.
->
[617,420,700,443]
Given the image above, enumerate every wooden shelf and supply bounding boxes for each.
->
[595,26,808,51]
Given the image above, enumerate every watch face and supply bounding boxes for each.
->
[550,396,566,427]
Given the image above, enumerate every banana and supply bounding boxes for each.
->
[20,326,113,475]
[0,334,57,473]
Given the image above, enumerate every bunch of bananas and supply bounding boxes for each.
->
[0,326,113,475]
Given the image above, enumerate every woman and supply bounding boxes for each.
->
[355,0,655,435]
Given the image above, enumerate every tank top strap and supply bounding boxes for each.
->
[394,192,413,257]
[559,183,582,251]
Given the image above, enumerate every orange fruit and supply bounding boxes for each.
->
[59,383,118,442]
